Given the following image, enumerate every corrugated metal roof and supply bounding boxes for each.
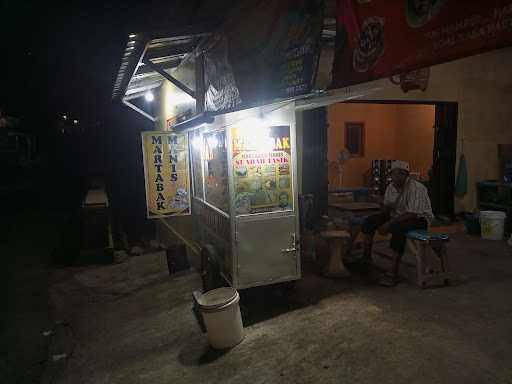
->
[112,25,213,100]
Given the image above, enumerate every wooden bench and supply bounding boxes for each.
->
[372,231,453,288]
[404,230,452,289]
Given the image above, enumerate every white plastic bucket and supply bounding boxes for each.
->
[197,287,244,349]
[480,211,506,240]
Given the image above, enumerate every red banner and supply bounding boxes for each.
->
[332,0,512,88]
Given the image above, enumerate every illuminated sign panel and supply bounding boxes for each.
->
[231,125,293,215]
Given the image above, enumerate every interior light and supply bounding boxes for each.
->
[129,34,137,38]
[165,91,194,107]
[192,135,202,150]
[62,114,68,120]
[145,91,154,102]
[239,117,273,152]
[73,119,78,125]
[206,135,219,149]
[243,117,264,132]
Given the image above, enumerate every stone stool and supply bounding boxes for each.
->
[405,230,452,288]
[320,230,351,278]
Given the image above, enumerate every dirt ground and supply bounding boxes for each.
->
[45,231,512,384]
[0,211,71,384]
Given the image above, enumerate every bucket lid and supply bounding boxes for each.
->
[197,287,238,310]
[481,210,506,218]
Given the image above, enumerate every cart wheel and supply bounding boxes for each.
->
[201,244,222,292]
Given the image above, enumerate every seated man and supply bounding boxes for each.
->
[362,160,434,286]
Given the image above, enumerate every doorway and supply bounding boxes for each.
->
[326,101,458,216]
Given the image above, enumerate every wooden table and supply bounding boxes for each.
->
[328,202,381,261]
[328,202,380,211]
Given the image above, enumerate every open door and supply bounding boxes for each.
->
[431,103,458,216]
[301,107,329,227]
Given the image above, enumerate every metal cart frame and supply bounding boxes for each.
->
[173,101,301,290]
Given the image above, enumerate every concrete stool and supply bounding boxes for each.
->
[405,230,452,288]
[320,230,351,278]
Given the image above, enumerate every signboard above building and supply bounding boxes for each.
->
[203,0,324,113]
[332,0,512,88]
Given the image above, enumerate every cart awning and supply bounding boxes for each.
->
[112,24,213,102]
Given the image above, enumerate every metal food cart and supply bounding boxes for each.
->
[170,101,301,291]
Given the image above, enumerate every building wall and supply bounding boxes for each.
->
[395,104,435,180]
[154,79,197,258]
[346,47,512,212]
[327,103,434,189]
[156,75,196,131]
[157,82,171,131]
[327,103,397,189]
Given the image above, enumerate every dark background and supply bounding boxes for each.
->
[1,0,240,243]
[2,4,232,381]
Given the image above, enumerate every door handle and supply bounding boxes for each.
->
[281,233,297,253]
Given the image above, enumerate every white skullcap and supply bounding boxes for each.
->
[391,160,410,172]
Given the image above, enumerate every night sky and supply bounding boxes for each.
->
[2,1,165,224]
[2,1,142,126]
[2,0,236,129]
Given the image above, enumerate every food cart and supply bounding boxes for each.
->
[114,8,325,292]
[169,101,301,291]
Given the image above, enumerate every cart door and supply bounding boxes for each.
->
[235,214,298,287]
[229,115,300,288]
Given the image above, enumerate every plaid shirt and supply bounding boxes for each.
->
[384,178,434,224]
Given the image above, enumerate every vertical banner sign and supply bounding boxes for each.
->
[231,125,293,215]
[141,132,191,218]
[332,0,512,88]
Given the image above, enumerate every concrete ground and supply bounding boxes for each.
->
[47,231,512,384]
